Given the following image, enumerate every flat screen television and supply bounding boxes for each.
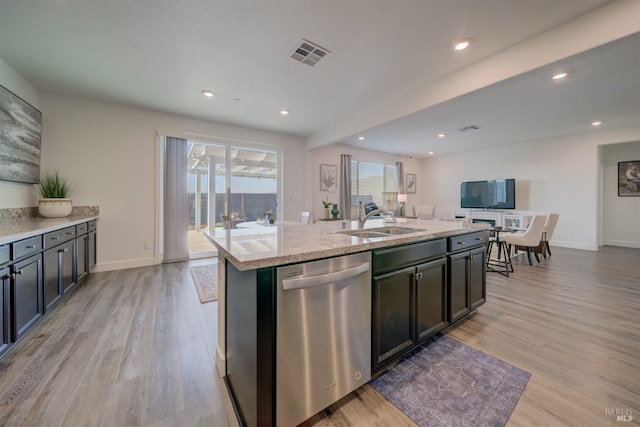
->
[460,179,516,209]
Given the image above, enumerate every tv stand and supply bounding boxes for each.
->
[454,211,531,230]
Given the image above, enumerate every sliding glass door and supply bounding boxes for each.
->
[186,141,280,257]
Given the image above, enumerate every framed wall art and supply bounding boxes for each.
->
[0,84,42,184]
[320,163,337,192]
[406,173,416,193]
[618,160,640,196]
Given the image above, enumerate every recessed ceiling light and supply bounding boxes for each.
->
[358,136,365,141]
[453,38,472,51]
[201,90,215,97]
[428,151,434,155]
[552,72,568,80]
[591,120,603,126]
[437,133,446,138]
[280,109,289,116]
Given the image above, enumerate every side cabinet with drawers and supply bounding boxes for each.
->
[0,219,97,358]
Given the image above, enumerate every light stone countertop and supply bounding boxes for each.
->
[0,214,99,246]
[205,218,489,271]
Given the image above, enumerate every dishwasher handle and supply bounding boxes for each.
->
[282,262,369,291]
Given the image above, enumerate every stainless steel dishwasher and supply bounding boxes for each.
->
[276,252,372,427]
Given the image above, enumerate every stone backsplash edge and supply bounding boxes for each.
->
[0,206,100,220]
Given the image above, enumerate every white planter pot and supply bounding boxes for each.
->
[38,198,73,218]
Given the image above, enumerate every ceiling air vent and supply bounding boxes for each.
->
[290,39,330,67]
[457,124,482,133]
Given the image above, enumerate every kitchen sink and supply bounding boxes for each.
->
[338,226,425,238]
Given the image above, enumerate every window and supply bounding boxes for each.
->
[350,159,397,208]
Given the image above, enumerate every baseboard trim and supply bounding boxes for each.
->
[551,240,599,251]
[93,257,158,272]
[602,239,640,249]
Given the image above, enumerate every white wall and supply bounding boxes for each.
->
[601,140,640,248]
[421,125,640,250]
[39,93,308,271]
[0,57,41,208]
[311,143,422,220]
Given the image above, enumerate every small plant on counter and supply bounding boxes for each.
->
[37,170,73,199]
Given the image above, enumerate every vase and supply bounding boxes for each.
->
[331,204,339,219]
[324,207,330,220]
[38,198,73,218]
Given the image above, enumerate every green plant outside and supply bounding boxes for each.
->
[37,170,73,198]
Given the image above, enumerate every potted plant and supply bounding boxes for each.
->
[36,170,74,217]
[322,201,331,220]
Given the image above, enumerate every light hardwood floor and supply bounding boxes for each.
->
[1,246,638,426]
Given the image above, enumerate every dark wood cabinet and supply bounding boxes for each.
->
[1,219,97,359]
[371,239,448,372]
[0,266,10,357]
[415,258,448,342]
[88,230,97,269]
[12,254,43,341]
[448,231,488,324]
[372,266,415,370]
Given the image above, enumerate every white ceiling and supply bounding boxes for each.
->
[1,0,638,158]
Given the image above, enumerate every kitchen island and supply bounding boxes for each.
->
[206,218,489,427]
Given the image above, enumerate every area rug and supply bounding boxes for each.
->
[190,265,218,304]
[371,334,530,427]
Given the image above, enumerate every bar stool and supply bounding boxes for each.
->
[486,227,514,277]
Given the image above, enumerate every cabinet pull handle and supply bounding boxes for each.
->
[475,237,482,241]
[25,245,36,249]
[66,232,74,235]
[457,241,465,245]
[15,269,23,275]
[51,236,60,240]
[64,248,69,253]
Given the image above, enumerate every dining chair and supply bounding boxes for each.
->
[541,213,559,258]
[502,215,547,266]
[299,211,311,224]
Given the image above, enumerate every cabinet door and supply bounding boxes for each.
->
[415,258,447,342]
[44,247,62,312]
[76,235,88,282]
[1,267,10,356]
[61,240,75,292]
[88,231,96,269]
[469,246,487,311]
[448,251,470,323]
[12,254,43,341]
[372,266,415,371]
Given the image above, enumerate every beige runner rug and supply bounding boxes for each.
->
[190,264,218,304]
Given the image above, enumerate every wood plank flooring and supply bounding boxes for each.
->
[1,246,638,426]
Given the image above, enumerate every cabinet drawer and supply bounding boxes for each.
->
[43,226,76,249]
[448,231,488,253]
[12,236,42,261]
[373,239,447,275]
[76,222,88,235]
[0,245,9,266]
[87,220,97,231]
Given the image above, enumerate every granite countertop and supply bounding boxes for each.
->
[205,218,489,271]
[0,214,99,246]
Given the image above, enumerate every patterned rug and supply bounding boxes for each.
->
[371,334,530,427]
[190,264,218,304]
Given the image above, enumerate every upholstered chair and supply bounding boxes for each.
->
[542,213,559,257]
[413,204,436,219]
[502,215,547,266]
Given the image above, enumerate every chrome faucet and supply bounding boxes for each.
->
[357,202,384,228]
